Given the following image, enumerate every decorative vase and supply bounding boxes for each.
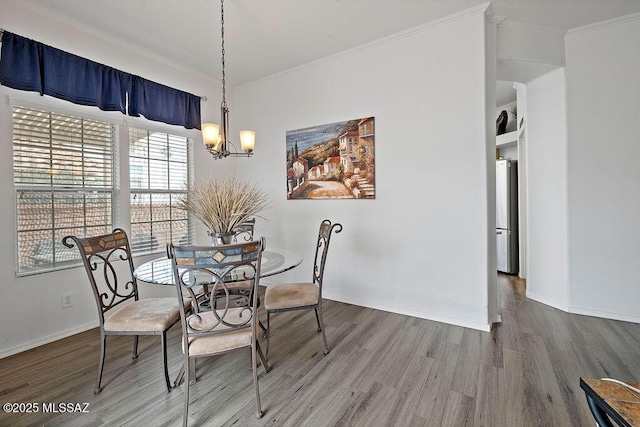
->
[209,231,236,246]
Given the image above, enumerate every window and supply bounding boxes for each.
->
[129,128,192,254]
[13,106,115,275]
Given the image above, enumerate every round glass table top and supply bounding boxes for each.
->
[134,248,303,285]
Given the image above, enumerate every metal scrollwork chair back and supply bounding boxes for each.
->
[62,228,185,394]
[264,219,342,357]
[233,217,256,242]
[208,217,266,334]
[209,218,260,307]
[168,237,270,425]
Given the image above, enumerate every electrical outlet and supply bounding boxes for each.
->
[62,292,73,308]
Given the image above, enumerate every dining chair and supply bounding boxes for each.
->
[208,218,268,334]
[209,217,257,307]
[62,229,185,394]
[234,217,256,242]
[168,238,270,425]
[264,219,342,357]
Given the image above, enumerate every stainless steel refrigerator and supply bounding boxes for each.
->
[496,159,518,274]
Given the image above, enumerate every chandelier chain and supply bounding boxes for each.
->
[202,0,254,159]
[220,0,226,107]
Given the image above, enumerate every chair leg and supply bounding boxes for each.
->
[174,362,185,388]
[132,335,139,359]
[178,353,198,386]
[189,357,197,384]
[95,334,107,394]
[161,331,172,392]
[256,341,270,373]
[266,312,271,358]
[252,341,264,419]
[317,303,329,355]
[314,307,322,332]
[182,355,191,427]
[259,319,267,336]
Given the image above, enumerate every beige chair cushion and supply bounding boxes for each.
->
[186,308,257,356]
[104,298,186,332]
[264,283,319,311]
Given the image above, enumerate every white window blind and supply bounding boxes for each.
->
[129,128,191,254]
[13,106,115,275]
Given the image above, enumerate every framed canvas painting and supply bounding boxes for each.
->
[286,117,375,199]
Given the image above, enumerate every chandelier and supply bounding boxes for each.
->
[202,0,255,159]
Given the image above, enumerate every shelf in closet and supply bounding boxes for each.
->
[496,130,517,148]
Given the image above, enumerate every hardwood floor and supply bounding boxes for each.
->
[1,276,639,426]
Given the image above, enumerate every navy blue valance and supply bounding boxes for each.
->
[129,76,201,130]
[0,31,201,130]
[40,43,130,113]
[0,31,43,94]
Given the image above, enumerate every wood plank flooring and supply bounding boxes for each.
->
[1,275,639,426]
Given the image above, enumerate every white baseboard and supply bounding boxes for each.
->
[569,305,640,324]
[322,292,491,332]
[490,314,502,325]
[527,292,640,324]
[0,321,98,359]
[526,291,569,312]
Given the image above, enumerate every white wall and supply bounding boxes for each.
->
[0,0,231,357]
[513,82,528,278]
[524,67,569,310]
[565,14,640,322]
[0,1,500,357]
[497,21,565,68]
[496,21,565,83]
[235,6,494,330]
[485,17,499,325]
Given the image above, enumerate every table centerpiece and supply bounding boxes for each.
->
[177,177,270,245]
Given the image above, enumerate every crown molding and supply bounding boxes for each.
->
[239,2,491,90]
[488,15,507,25]
[567,10,640,36]
[498,20,566,38]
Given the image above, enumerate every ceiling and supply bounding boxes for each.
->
[13,0,640,98]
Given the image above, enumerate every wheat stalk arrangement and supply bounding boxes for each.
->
[178,178,270,234]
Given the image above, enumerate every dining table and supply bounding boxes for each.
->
[133,247,303,286]
[134,247,303,387]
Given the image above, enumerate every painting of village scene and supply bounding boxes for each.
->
[286,117,375,199]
